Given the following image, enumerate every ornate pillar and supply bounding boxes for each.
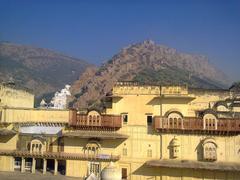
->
[54,159,58,175]
[31,158,36,173]
[21,157,25,173]
[43,159,47,174]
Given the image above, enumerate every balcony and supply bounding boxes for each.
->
[153,116,240,134]
[0,150,120,161]
[69,110,122,129]
[63,130,129,139]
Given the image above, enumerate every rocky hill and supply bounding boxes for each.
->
[0,42,92,104]
[70,40,229,109]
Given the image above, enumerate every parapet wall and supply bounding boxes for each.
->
[0,84,34,108]
[188,88,230,115]
[189,88,229,98]
[113,82,188,95]
[113,85,160,95]
[0,107,69,123]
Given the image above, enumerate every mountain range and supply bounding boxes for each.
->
[0,42,92,104]
[70,40,229,109]
[0,41,230,108]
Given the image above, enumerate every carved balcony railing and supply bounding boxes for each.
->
[0,150,120,161]
[69,110,122,129]
[153,116,240,134]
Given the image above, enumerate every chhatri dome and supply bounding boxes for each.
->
[101,162,121,180]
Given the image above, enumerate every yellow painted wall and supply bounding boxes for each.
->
[0,85,34,108]
[188,89,229,116]
[66,160,88,177]
[109,94,158,126]
[160,134,240,162]
[63,137,120,157]
[107,85,230,121]
[0,156,14,172]
[0,107,70,123]
[117,126,160,161]
[102,84,240,180]
[0,135,17,151]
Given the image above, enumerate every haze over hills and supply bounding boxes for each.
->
[70,40,230,109]
[0,42,92,103]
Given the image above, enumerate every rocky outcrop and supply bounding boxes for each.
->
[70,40,229,109]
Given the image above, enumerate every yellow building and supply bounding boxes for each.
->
[0,82,240,180]
[0,83,34,108]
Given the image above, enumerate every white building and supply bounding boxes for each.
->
[50,85,71,109]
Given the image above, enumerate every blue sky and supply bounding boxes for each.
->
[0,0,240,81]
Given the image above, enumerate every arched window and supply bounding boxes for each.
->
[87,110,102,126]
[30,138,45,154]
[167,112,183,129]
[84,141,101,156]
[169,137,180,159]
[203,114,217,130]
[202,138,217,161]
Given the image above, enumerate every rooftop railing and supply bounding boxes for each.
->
[69,110,122,129]
[0,150,120,161]
[153,116,240,133]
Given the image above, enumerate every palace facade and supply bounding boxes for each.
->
[0,82,240,179]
